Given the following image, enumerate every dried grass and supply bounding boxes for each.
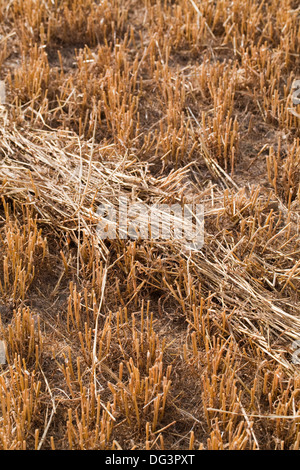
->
[0,0,299,450]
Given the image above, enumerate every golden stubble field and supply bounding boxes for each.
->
[0,0,299,450]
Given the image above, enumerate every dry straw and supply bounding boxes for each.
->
[0,0,299,451]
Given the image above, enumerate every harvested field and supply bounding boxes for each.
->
[0,0,299,450]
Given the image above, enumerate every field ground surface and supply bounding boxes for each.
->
[0,0,300,450]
